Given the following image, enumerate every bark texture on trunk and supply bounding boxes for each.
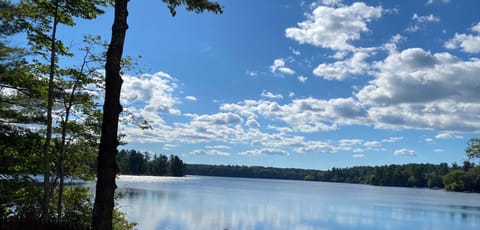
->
[92,0,128,229]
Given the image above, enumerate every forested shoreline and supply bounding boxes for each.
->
[116,150,186,177]
[107,149,480,193]
[186,162,480,192]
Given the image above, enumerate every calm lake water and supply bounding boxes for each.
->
[116,175,480,230]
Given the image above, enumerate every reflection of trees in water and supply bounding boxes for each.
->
[116,177,480,230]
[447,205,480,223]
[123,188,141,199]
[121,187,180,203]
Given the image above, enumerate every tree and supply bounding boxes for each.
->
[116,150,184,176]
[93,1,222,228]
[54,35,105,221]
[116,150,129,174]
[151,154,168,176]
[12,0,109,220]
[168,155,185,176]
[0,125,44,219]
[443,169,467,192]
[1,1,47,219]
[127,150,147,174]
[426,172,442,188]
[2,1,114,222]
[466,138,480,161]
[0,1,46,127]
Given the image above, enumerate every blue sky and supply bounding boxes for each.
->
[61,0,480,170]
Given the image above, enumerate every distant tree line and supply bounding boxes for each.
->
[186,162,480,192]
[116,150,185,177]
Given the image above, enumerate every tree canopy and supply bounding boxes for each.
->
[466,138,480,161]
[1,0,113,225]
[116,149,185,177]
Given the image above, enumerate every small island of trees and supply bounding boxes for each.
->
[116,149,186,177]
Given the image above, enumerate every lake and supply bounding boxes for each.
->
[116,175,480,230]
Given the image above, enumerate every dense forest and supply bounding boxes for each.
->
[116,150,186,177]
[186,162,480,192]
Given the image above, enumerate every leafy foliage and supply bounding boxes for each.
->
[466,138,480,161]
[162,0,223,16]
[443,166,480,192]
[113,208,138,230]
[0,126,43,218]
[0,0,124,225]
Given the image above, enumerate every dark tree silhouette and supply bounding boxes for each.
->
[169,155,185,176]
[116,149,185,176]
[92,1,222,229]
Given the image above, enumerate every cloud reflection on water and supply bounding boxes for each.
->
[116,175,480,230]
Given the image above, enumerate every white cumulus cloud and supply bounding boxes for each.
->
[426,0,450,4]
[313,51,371,80]
[394,148,415,156]
[435,133,463,140]
[445,22,480,53]
[406,13,440,32]
[382,137,403,143]
[270,58,296,75]
[285,2,383,51]
[355,48,480,132]
[261,90,283,100]
[221,97,368,133]
[339,139,363,146]
[321,0,342,7]
[364,141,381,148]
[190,149,231,156]
[239,148,290,156]
[246,70,258,77]
[120,72,181,143]
[245,119,260,128]
[121,72,180,115]
[297,75,308,83]
[205,145,232,150]
[294,141,336,153]
[185,96,197,101]
[192,113,243,126]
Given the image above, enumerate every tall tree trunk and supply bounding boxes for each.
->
[56,101,69,221]
[42,1,60,221]
[57,58,83,220]
[92,0,128,229]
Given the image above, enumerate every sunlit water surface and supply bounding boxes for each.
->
[116,175,480,230]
